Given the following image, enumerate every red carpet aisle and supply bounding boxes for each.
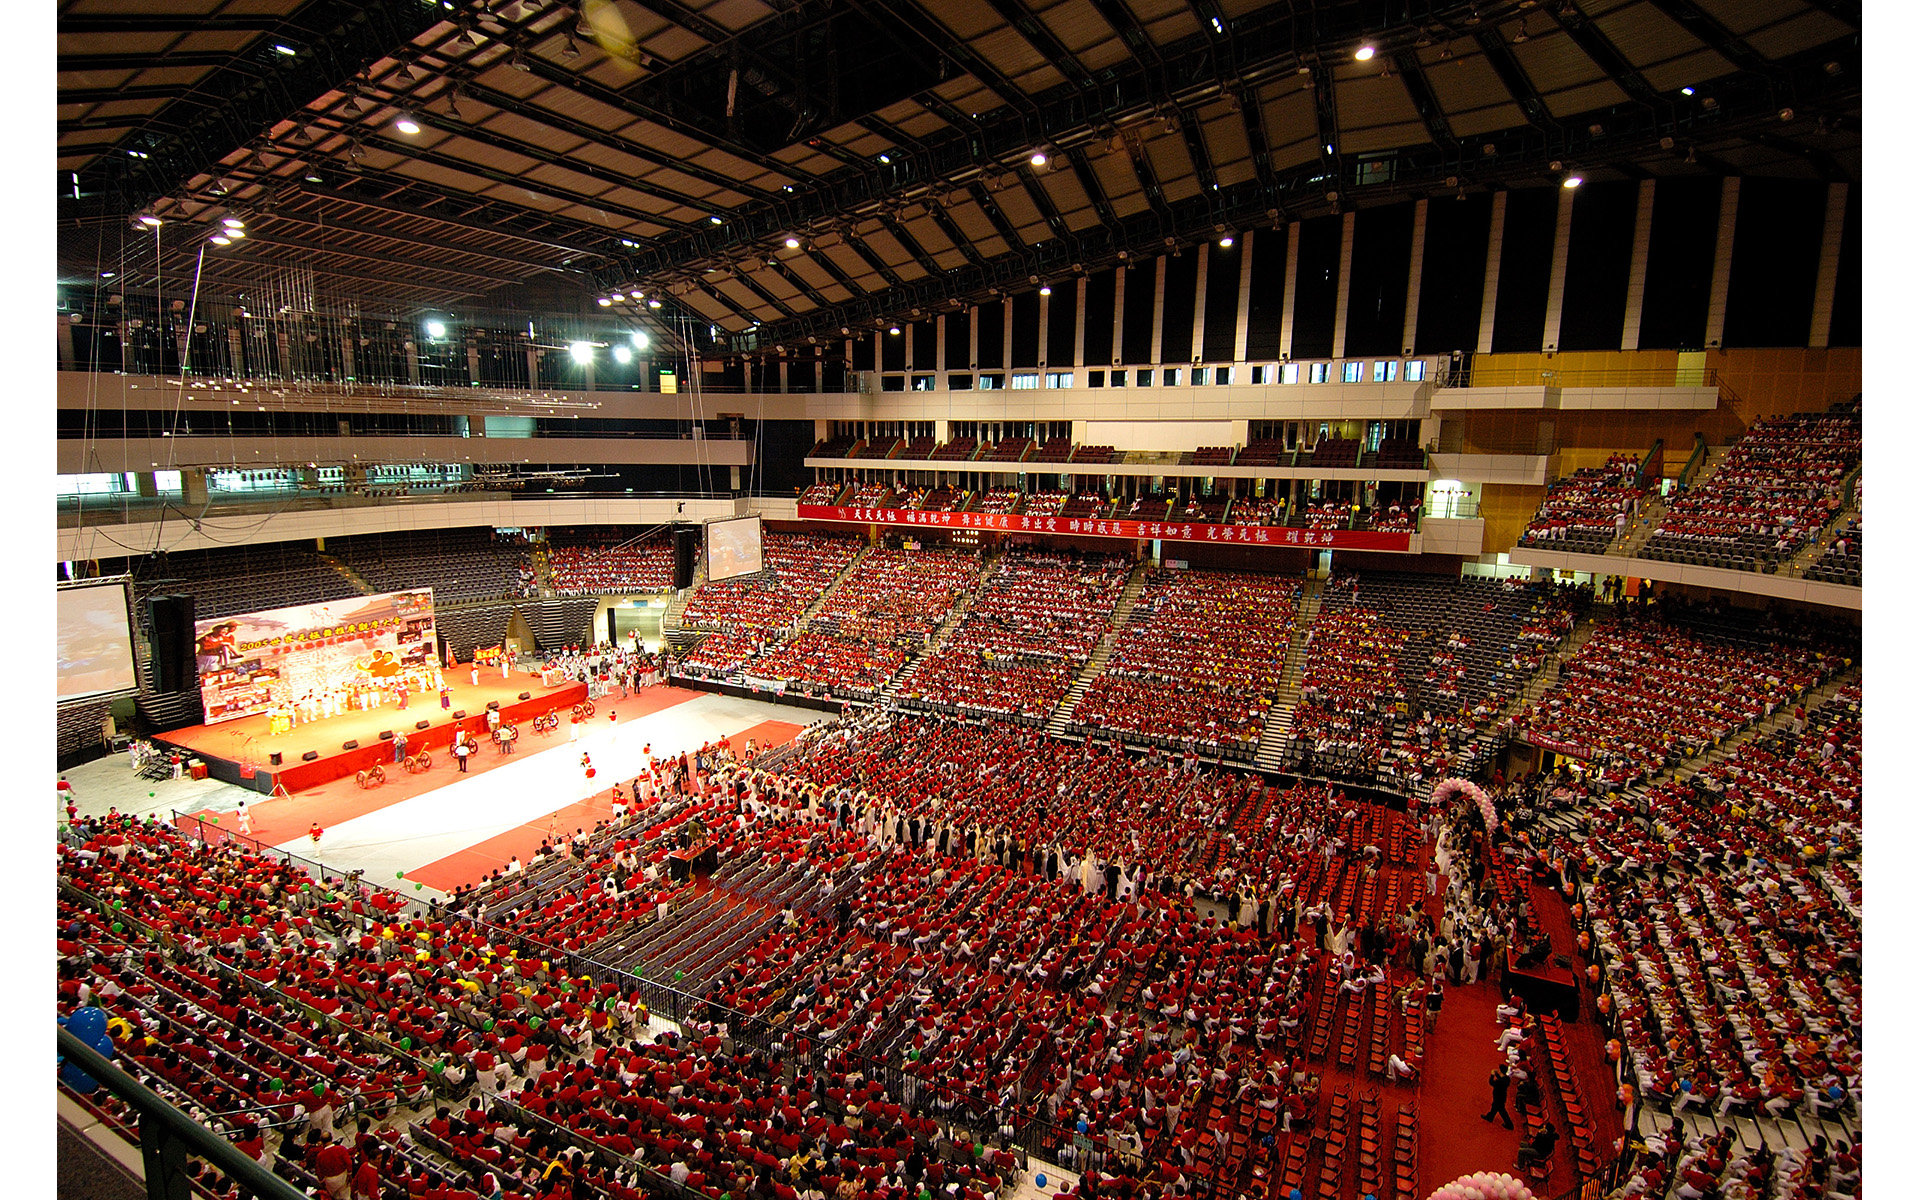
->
[402,718,807,891]
[179,685,704,845]
[1530,882,1626,1163]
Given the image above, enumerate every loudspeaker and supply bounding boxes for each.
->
[486,700,501,711]
[146,594,197,693]
[378,730,394,741]
[301,750,320,762]
[342,739,359,750]
[518,691,531,701]
[415,719,431,730]
[673,525,699,590]
[453,709,467,719]
[268,751,283,766]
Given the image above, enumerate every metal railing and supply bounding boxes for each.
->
[58,1026,309,1200]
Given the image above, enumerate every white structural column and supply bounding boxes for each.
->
[1401,199,1428,354]
[969,306,979,368]
[1002,301,1014,369]
[1331,209,1356,358]
[1233,229,1256,361]
[1074,276,1089,367]
[1191,243,1210,364]
[1111,266,1127,367]
[935,313,947,373]
[1807,182,1849,348]
[1037,292,1050,369]
[1703,176,1741,349]
[1278,223,1300,360]
[1541,182,1578,352]
[1150,255,1167,364]
[1476,191,1509,354]
[1619,179,1658,351]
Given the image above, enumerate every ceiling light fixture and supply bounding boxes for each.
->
[137,214,162,227]
[785,236,800,248]
[210,234,232,246]
[395,115,421,134]
[274,43,297,56]
[632,331,650,350]
[1030,151,1048,166]
[1562,175,1583,188]
[597,296,613,306]
[1681,86,1694,96]
[568,341,594,363]
[613,344,633,364]
[1355,45,1376,61]
[709,215,723,224]
[562,37,580,58]
[1039,284,1051,295]
[1219,234,1234,247]
[222,216,245,229]
[511,50,531,71]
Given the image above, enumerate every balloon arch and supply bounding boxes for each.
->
[1429,777,1499,830]
[1426,1172,1539,1200]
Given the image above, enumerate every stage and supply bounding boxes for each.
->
[154,670,588,795]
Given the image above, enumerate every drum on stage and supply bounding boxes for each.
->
[269,712,293,736]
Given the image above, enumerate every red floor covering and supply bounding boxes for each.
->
[400,718,807,892]
[178,685,705,846]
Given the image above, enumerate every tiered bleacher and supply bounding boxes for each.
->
[1235,439,1289,466]
[1577,685,1858,1126]
[854,435,901,459]
[985,436,1034,463]
[1069,444,1117,465]
[1308,439,1360,468]
[1804,519,1860,585]
[1641,411,1861,569]
[1291,573,1578,790]
[845,481,896,508]
[1517,603,1850,789]
[896,550,1130,722]
[807,547,982,651]
[1519,455,1649,553]
[334,528,524,604]
[798,480,847,505]
[811,434,859,458]
[901,435,938,459]
[1033,437,1074,463]
[974,488,1023,515]
[1190,446,1235,466]
[1374,438,1425,470]
[678,532,863,634]
[124,543,361,621]
[545,535,675,596]
[930,436,980,462]
[1069,569,1300,758]
[1174,494,1231,524]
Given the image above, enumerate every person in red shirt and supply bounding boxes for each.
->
[310,821,324,846]
[313,1137,353,1200]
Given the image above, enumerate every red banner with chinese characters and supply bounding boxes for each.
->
[795,505,1415,551]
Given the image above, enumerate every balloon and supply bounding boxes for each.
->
[415,883,424,891]
[1035,1177,1047,1189]
[218,900,229,912]
[431,1062,445,1074]
[397,871,407,880]
[528,1018,542,1030]
[149,792,156,798]
[89,1032,114,1060]
[302,884,312,893]
[400,1037,412,1050]
[269,1079,284,1092]
[210,816,220,824]
[112,899,123,910]
[110,922,123,934]
[483,1020,495,1032]
[59,1060,99,1094]
[68,1007,107,1044]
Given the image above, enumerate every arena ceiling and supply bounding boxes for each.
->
[58,0,1861,349]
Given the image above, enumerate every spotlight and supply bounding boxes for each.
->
[273,43,297,56]
[648,299,662,308]
[569,341,594,363]
[426,320,447,338]
[137,214,162,227]
[1219,234,1234,248]
[613,345,633,364]
[888,325,901,335]
[1030,151,1048,166]
[210,234,232,246]
[222,216,245,229]
[1680,86,1694,96]
[709,215,723,225]
[1355,45,1376,61]
[597,297,612,306]
[395,115,421,134]
[1562,175,1583,188]
[631,331,650,350]
[785,237,801,248]
[1039,284,1051,295]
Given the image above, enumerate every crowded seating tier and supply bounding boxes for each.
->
[679,533,864,634]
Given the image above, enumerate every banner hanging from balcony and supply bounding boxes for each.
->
[795,505,1414,551]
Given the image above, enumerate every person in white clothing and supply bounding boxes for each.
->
[235,800,252,836]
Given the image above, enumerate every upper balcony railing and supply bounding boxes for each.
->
[866,355,1450,393]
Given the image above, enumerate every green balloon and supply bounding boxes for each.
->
[400,1037,412,1050]
[415,883,424,891]
[483,1020,495,1032]
[528,1017,542,1030]
[210,816,220,824]
[111,922,124,934]
[269,1079,283,1092]
[242,916,252,925]
[397,871,407,879]
[674,970,684,981]
[431,1062,445,1074]
[218,900,229,912]
[149,792,156,798]
[302,884,312,893]
[112,899,123,909]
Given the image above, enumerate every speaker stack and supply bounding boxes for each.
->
[673,525,699,590]
[146,594,197,693]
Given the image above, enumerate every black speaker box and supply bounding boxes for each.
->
[379,730,394,741]
[416,720,431,730]
[342,739,359,750]
[518,691,531,701]
[268,751,283,766]
[301,750,320,762]
[486,700,501,711]
[453,709,467,720]
[673,525,699,590]
[146,594,197,693]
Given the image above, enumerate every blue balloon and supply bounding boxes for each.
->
[59,1060,99,1094]
[90,1032,115,1060]
[1290,1191,1303,1200]
[67,1007,106,1044]
[1035,1176,1047,1189]
[1679,1080,1692,1093]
